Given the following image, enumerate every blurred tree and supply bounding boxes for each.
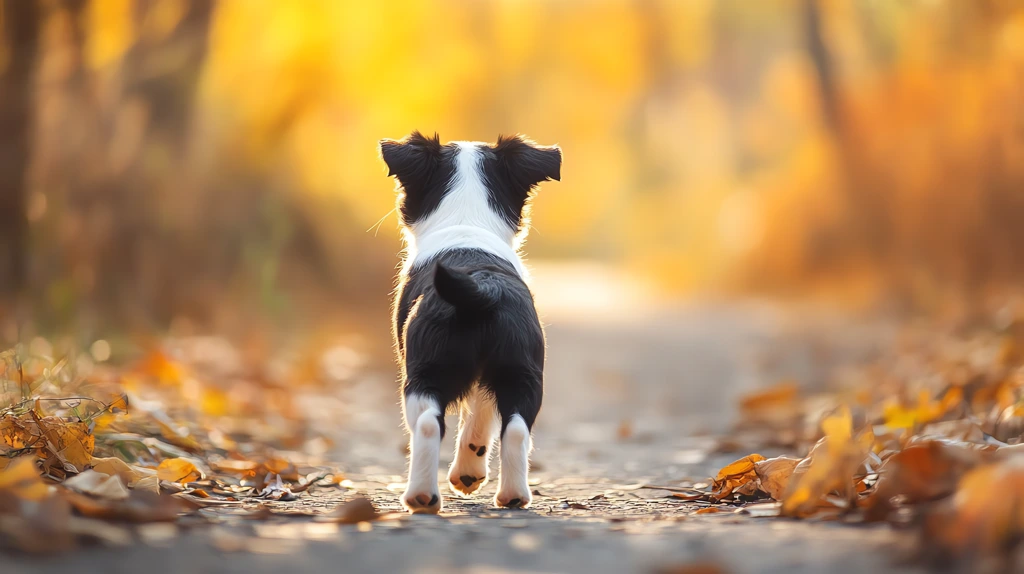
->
[99,0,214,323]
[0,0,39,300]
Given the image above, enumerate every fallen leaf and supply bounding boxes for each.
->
[89,456,145,485]
[782,407,870,517]
[134,475,160,494]
[157,458,202,484]
[921,457,1024,562]
[321,497,379,524]
[671,492,705,501]
[754,456,800,501]
[106,394,129,414]
[259,474,297,501]
[34,416,95,473]
[710,454,765,501]
[64,489,185,522]
[63,470,130,500]
[864,440,986,521]
[694,507,725,515]
[155,420,203,453]
[209,459,260,474]
[0,456,48,502]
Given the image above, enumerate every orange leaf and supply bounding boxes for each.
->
[157,458,201,484]
[710,454,765,501]
[0,456,49,501]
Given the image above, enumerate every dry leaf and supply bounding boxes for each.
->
[710,454,765,501]
[35,416,95,473]
[921,458,1024,561]
[157,458,202,484]
[754,456,800,501]
[134,475,160,494]
[89,456,146,485]
[322,497,379,524]
[210,459,260,474]
[865,440,986,522]
[63,470,130,500]
[65,489,185,523]
[0,456,48,502]
[781,407,870,517]
[694,507,724,515]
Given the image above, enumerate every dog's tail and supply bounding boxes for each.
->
[434,263,500,311]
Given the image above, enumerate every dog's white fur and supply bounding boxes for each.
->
[398,142,536,512]
[401,393,443,513]
[496,414,533,508]
[401,142,529,279]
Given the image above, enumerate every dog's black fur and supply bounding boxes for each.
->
[395,250,544,436]
[380,132,457,226]
[382,132,560,437]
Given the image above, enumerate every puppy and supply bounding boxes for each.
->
[380,132,561,514]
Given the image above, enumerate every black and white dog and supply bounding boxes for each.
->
[380,132,561,513]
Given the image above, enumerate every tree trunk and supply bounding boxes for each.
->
[0,0,40,298]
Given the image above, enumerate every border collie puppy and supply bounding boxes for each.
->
[380,132,561,514]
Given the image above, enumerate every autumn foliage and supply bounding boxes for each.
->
[695,303,1024,569]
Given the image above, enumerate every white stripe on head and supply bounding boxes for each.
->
[403,142,528,279]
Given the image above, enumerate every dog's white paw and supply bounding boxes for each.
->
[401,488,442,514]
[447,442,490,496]
[495,484,532,508]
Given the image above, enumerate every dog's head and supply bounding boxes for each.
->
[380,132,561,243]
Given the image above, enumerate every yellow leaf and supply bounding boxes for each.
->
[0,456,49,501]
[781,411,871,517]
[710,454,765,501]
[884,403,919,429]
[140,351,186,386]
[821,406,852,443]
[107,394,129,413]
[0,416,34,451]
[157,458,201,483]
[201,388,229,417]
[714,454,766,481]
[35,416,95,473]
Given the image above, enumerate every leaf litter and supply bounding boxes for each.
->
[689,303,1024,570]
[0,337,369,553]
[7,307,1024,568]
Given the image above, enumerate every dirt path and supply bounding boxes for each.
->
[6,293,922,574]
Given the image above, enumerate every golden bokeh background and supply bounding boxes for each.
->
[3,0,1024,336]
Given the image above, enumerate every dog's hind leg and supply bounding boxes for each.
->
[400,392,444,514]
[447,386,499,496]
[487,368,542,509]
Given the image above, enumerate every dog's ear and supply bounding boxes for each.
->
[379,131,442,188]
[493,134,561,188]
